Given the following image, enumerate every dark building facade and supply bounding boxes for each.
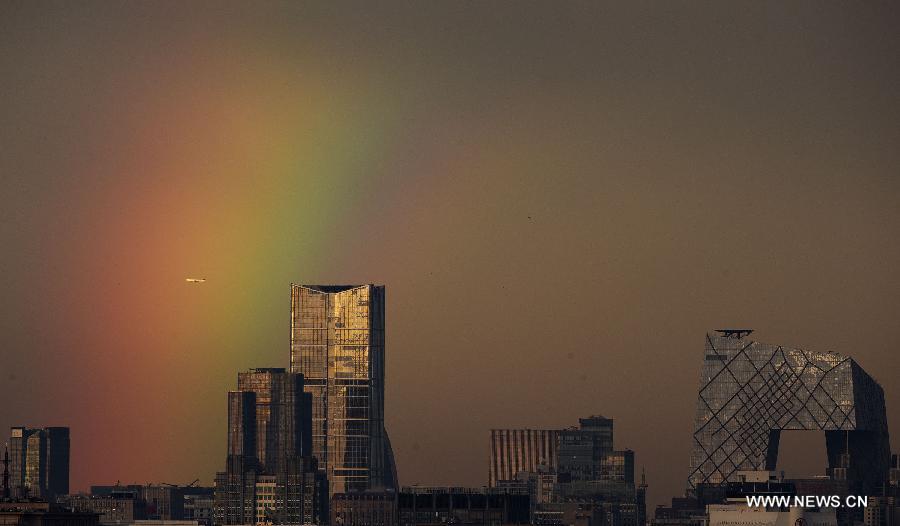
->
[532,502,605,526]
[331,491,397,526]
[0,500,99,526]
[214,368,327,525]
[214,459,256,526]
[688,330,891,495]
[557,417,616,483]
[398,487,529,526]
[183,487,215,526]
[235,368,312,471]
[290,284,397,493]
[65,491,148,525]
[7,427,69,500]
[141,485,185,520]
[93,484,190,520]
[226,391,256,461]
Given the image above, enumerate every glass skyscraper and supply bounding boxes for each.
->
[290,284,397,494]
[215,369,326,525]
[236,368,312,472]
[688,330,890,495]
[7,426,69,499]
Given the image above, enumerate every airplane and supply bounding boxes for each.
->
[185,278,207,283]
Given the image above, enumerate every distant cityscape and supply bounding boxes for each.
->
[3,285,900,526]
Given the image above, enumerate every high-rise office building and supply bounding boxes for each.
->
[2,447,9,499]
[637,469,647,526]
[557,416,615,482]
[490,417,639,526]
[490,417,613,487]
[7,426,69,499]
[489,430,560,487]
[227,391,256,459]
[290,284,397,493]
[688,330,891,495]
[236,368,312,471]
[215,369,326,525]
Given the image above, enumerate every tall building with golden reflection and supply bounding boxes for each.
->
[290,284,397,494]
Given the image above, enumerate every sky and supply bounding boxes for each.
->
[1,0,899,509]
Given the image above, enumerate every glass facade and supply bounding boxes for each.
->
[216,369,326,525]
[227,391,256,459]
[7,426,69,499]
[290,284,396,494]
[44,427,70,498]
[688,331,891,495]
[24,433,44,495]
[236,368,311,472]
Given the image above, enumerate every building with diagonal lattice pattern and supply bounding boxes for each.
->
[688,330,890,496]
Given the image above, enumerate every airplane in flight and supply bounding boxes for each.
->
[185,278,206,283]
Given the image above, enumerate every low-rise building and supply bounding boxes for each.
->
[182,490,214,526]
[398,486,529,526]
[331,491,397,526]
[64,492,147,525]
[0,500,99,526]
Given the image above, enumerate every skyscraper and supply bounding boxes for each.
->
[7,426,69,499]
[236,368,312,471]
[215,369,326,525]
[290,284,397,493]
[557,416,615,482]
[688,330,891,495]
[227,391,256,459]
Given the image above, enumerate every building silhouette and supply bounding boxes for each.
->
[489,417,642,526]
[557,416,615,483]
[290,284,397,493]
[82,484,210,522]
[64,489,148,525]
[331,491,397,526]
[688,330,891,496]
[398,487,530,526]
[0,499,99,526]
[214,369,327,525]
[7,426,69,500]
[236,368,313,472]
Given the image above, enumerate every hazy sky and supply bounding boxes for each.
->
[1,1,899,508]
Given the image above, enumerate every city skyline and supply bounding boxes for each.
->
[2,1,899,513]
[4,321,897,509]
